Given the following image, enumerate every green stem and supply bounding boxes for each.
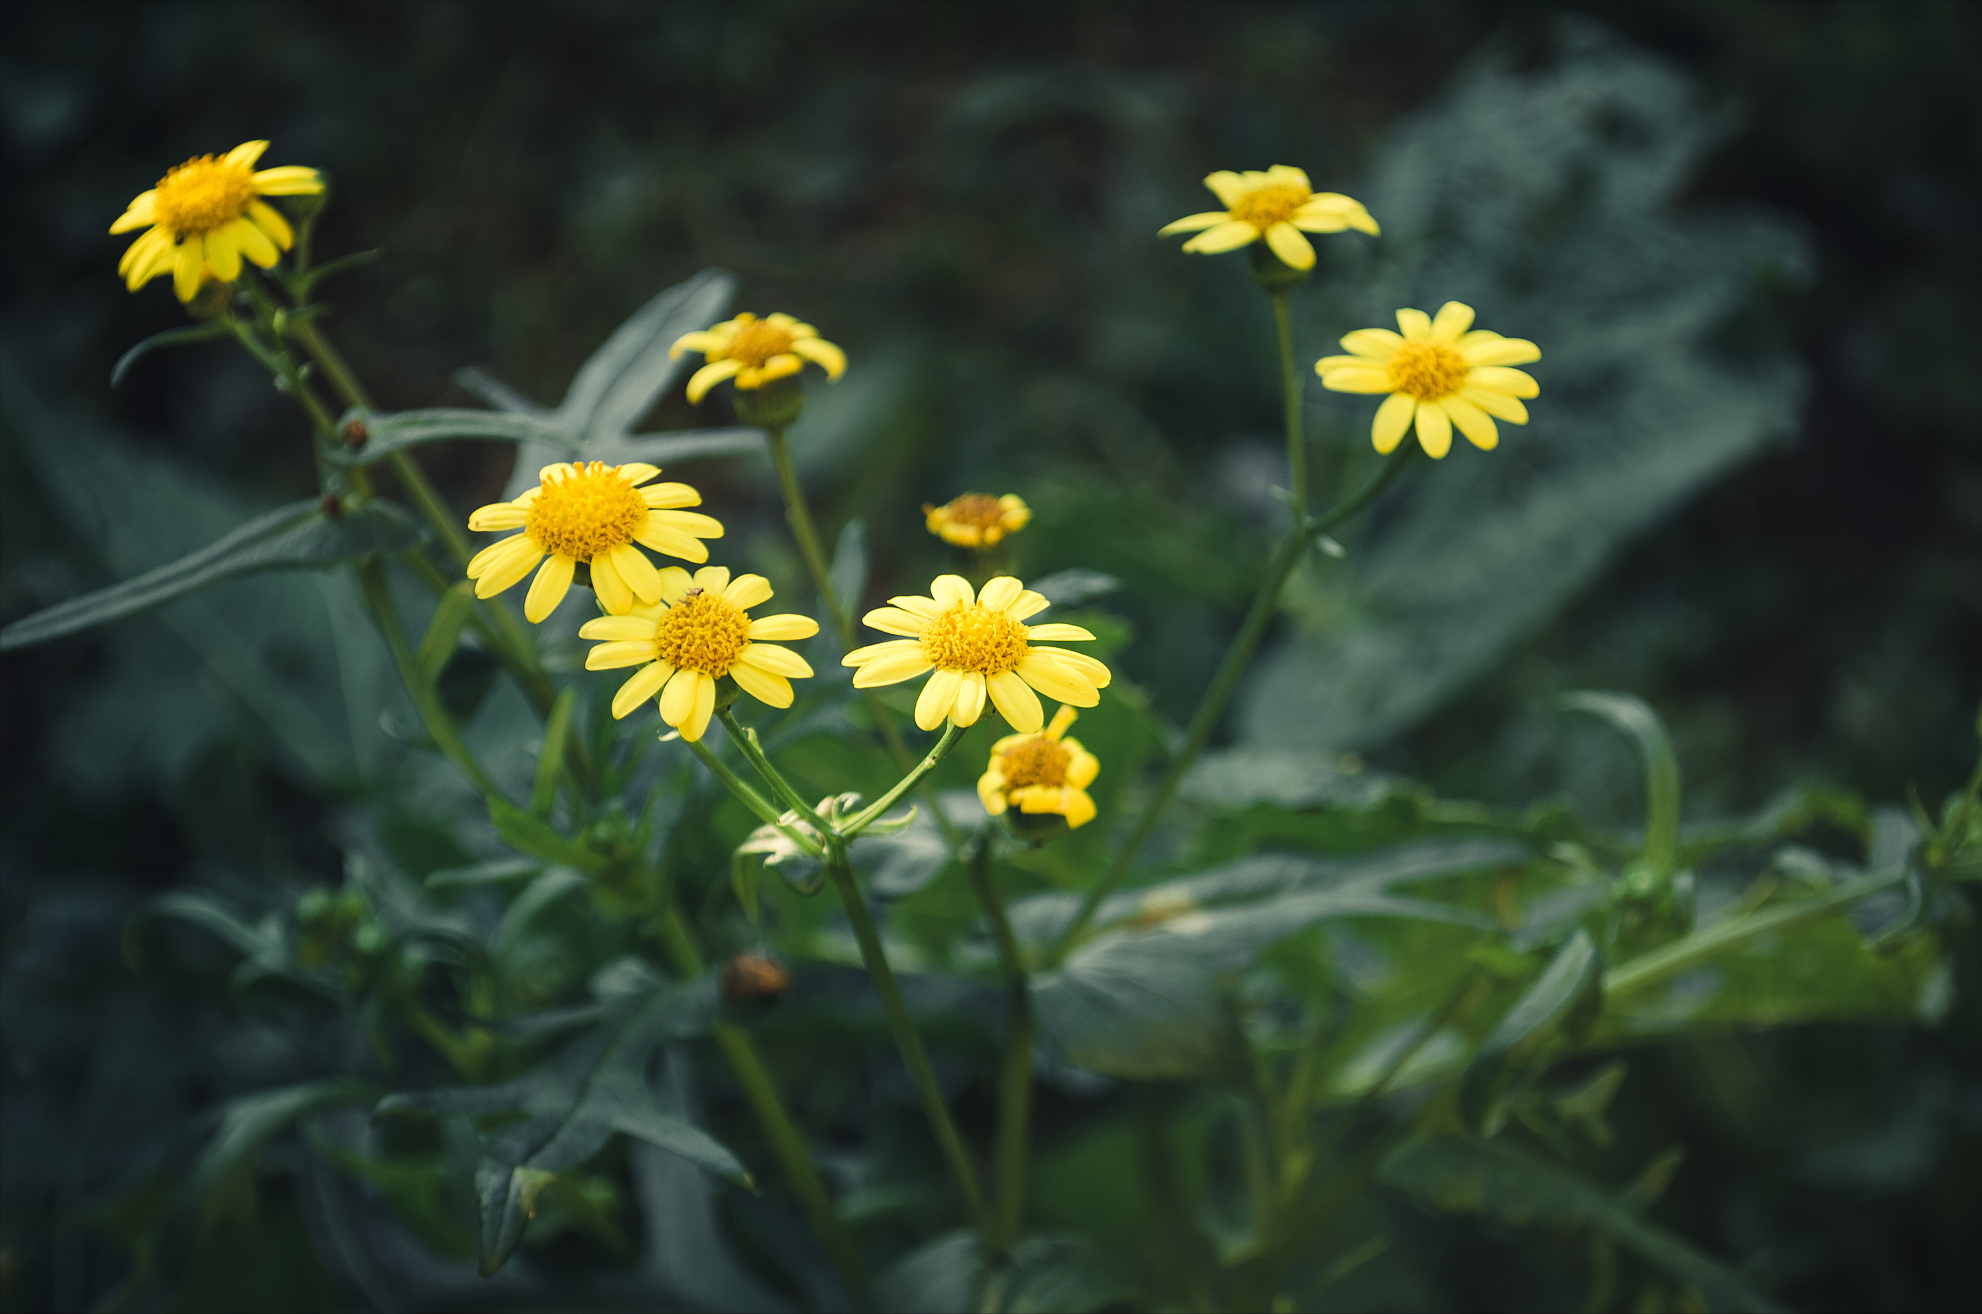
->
[1270,289,1306,521]
[683,734,823,856]
[354,558,498,796]
[963,835,1033,1252]
[651,906,867,1295]
[841,722,965,837]
[1050,443,1420,961]
[826,845,987,1227]
[717,709,831,833]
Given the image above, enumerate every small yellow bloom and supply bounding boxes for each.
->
[1158,165,1377,271]
[843,575,1110,735]
[924,493,1031,550]
[110,140,324,302]
[1315,302,1540,458]
[579,566,818,742]
[465,461,724,622]
[670,312,846,404]
[978,705,1100,829]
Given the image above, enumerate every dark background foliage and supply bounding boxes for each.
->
[1,2,1976,1310]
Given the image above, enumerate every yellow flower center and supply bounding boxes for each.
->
[921,602,1030,676]
[152,156,259,237]
[525,462,648,561]
[654,590,752,676]
[1386,340,1469,400]
[726,319,797,367]
[998,736,1070,790]
[936,494,1008,531]
[1228,183,1310,230]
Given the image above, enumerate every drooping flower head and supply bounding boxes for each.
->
[1315,302,1540,458]
[978,706,1100,830]
[924,493,1031,550]
[1158,166,1378,272]
[580,567,817,742]
[670,313,846,404]
[843,575,1110,734]
[110,141,324,302]
[465,462,723,622]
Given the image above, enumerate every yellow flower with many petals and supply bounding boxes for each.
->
[110,141,324,302]
[1158,166,1378,271]
[579,566,817,742]
[843,575,1110,734]
[924,493,1031,550]
[1315,302,1540,458]
[465,461,723,622]
[670,313,846,404]
[978,706,1100,829]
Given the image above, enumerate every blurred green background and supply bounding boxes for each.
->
[1,1,1976,1310]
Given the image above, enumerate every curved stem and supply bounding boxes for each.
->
[683,734,823,856]
[1051,442,1421,961]
[717,708,831,833]
[841,721,965,837]
[963,834,1034,1253]
[1270,290,1306,522]
[826,845,987,1228]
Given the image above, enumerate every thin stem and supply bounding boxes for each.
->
[354,559,497,797]
[963,835,1034,1252]
[825,845,987,1227]
[684,734,823,856]
[651,906,867,1295]
[1270,289,1306,521]
[841,721,965,837]
[1050,442,1422,962]
[717,708,831,833]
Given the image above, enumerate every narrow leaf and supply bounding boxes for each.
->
[1562,691,1681,878]
[530,688,576,817]
[1458,928,1603,1133]
[327,408,573,466]
[488,796,610,875]
[110,322,229,388]
[414,581,477,688]
[560,268,735,441]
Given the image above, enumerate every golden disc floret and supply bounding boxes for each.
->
[671,312,847,403]
[526,463,651,560]
[653,589,753,676]
[919,602,1031,676]
[977,706,1100,829]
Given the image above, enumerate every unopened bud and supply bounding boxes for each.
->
[721,954,790,1003]
[341,418,369,449]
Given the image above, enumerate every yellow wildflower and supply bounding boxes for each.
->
[843,575,1110,734]
[978,706,1100,829]
[579,566,817,742]
[924,493,1031,550]
[1315,302,1540,458]
[670,312,846,403]
[1158,165,1377,271]
[110,140,324,302]
[465,461,723,622]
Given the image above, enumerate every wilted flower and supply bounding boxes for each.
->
[110,140,324,301]
[1315,302,1540,458]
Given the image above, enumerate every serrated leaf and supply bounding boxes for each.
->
[1381,1136,1780,1312]
[0,498,423,652]
[1459,928,1603,1133]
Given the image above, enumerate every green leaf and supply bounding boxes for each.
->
[413,581,476,688]
[875,1229,980,1314]
[1381,1136,1781,1312]
[494,868,590,959]
[734,819,827,898]
[326,407,572,466]
[829,516,868,619]
[487,795,610,876]
[1029,568,1121,608]
[1459,929,1603,1133]
[110,322,229,388]
[0,498,424,652]
[1562,692,1681,878]
[376,978,738,1278]
[192,1080,375,1222]
[559,268,736,443]
[529,688,576,817]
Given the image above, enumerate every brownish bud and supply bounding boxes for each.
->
[721,954,790,1003]
[319,493,345,518]
[341,418,369,449]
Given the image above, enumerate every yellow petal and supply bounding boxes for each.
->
[648,509,724,539]
[1066,749,1100,790]
[226,140,271,168]
[1007,590,1050,621]
[172,235,205,301]
[1024,623,1094,642]
[610,542,664,605]
[747,614,818,641]
[916,668,963,731]
[1413,400,1453,459]
[1429,302,1476,341]
[1320,368,1393,394]
[729,661,794,709]
[1045,706,1079,740]
[791,336,846,379]
[686,358,740,403]
[1461,386,1529,424]
[1340,328,1403,359]
[850,648,934,687]
[1203,171,1246,206]
[1181,220,1259,254]
[844,639,924,665]
[669,330,720,359]
[889,595,943,620]
[1468,366,1539,399]
[721,574,773,610]
[1059,788,1097,829]
[684,672,717,741]
[1395,308,1432,340]
[1043,648,1111,687]
[118,227,170,283]
[986,671,1044,734]
[692,565,731,595]
[468,503,528,531]
[587,640,657,670]
[611,662,672,719]
[978,773,1009,815]
[1264,222,1315,270]
[659,668,700,731]
[863,606,930,637]
[579,615,656,641]
[246,200,293,250]
[1266,164,1312,190]
[1158,211,1230,236]
[231,216,280,268]
[467,531,536,579]
[590,550,633,615]
[1461,336,1541,366]
[109,197,157,234]
[617,462,661,486]
[930,575,973,608]
[1371,392,1416,454]
[1015,652,1100,708]
[633,522,710,563]
[641,482,702,509]
[1440,395,1499,450]
[951,672,987,726]
[738,643,812,678]
[250,165,323,195]
[978,576,1023,612]
[656,565,696,603]
[204,225,242,283]
[525,554,577,621]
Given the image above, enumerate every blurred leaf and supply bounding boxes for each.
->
[192,1080,375,1223]
[853,808,952,896]
[1182,747,1408,812]
[829,516,868,616]
[1381,1136,1780,1312]
[560,268,736,443]
[1001,1236,1133,1314]
[487,796,610,876]
[425,856,541,889]
[376,977,738,1277]
[1459,929,1603,1133]
[876,1228,980,1314]
[0,498,422,652]
[413,581,476,687]
[1029,568,1121,608]
[326,408,570,465]
[494,868,589,959]
[1243,28,1810,751]
[735,820,827,898]
[528,688,576,817]
[109,321,229,388]
[1562,692,1682,877]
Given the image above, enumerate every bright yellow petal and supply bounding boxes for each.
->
[730,661,794,709]
[978,576,1023,612]
[1320,368,1393,394]
[467,531,536,579]
[916,668,963,731]
[1007,590,1050,621]
[587,640,657,670]
[1468,366,1540,399]
[669,330,721,359]
[1203,171,1246,206]
[171,235,205,302]
[1429,302,1476,341]
[1043,648,1111,688]
[1461,337,1541,366]
[633,522,710,563]
[468,503,529,531]
[231,217,280,268]
[1024,623,1095,642]
[579,615,656,641]
[640,482,702,509]
[951,671,988,726]
[1340,328,1403,359]
[1158,211,1230,236]
[1264,222,1315,270]
[659,668,700,731]
[611,662,673,719]
[226,140,271,168]
[1045,706,1079,740]
[930,575,973,608]
[525,554,577,621]
[738,643,812,678]
[1395,308,1432,340]
[471,541,544,598]
[686,358,740,403]
[849,648,934,687]
[1371,392,1416,454]
[717,573,770,610]
[1440,395,1499,450]
[250,165,323,195]
[109,199,157,234]
[246,200,293,250]
[615,463,660,487]
[1065,749,1100,790]
[590,550,633,615]
[1181,220,1259,254]
[119,227,170,284]
[845,638,925,665]
[889,595,943,620]
[863,607,930,637]
[978,773,1009,815]
[649,509,724,539]
[791,336,846,379]
[747,614,818,641]
[1413,400,1453,459]
[986,670,1044,734]
[655,566,695,603]
[203,225,242,283]
[1462,386,1529,424]
[685,673,717,741]
[1015,652,1100,708]
[609,542,663,605]
[691,565,731,595]
[1059,788,1097,829]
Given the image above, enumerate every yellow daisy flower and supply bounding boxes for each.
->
[978,706,1100,829]
[465,461,723,622]
[842,575,1111,735]
[578,566,818,742]
[109,140,324,302]
[1315,301,1541,458]
[1158,165,1378,271]
[670,312,847,404]
[924,492,1031,550]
